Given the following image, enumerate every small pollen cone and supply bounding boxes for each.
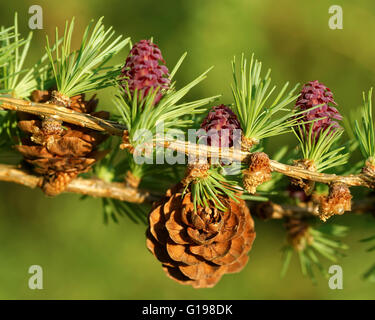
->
[146,186,256,288]
[242,152,271,194]
[319,183,352,222]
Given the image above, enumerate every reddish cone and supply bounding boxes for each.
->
[121,40,170,104]
[295,80,342,139]
[199,105,241,148]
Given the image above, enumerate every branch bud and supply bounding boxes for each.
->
[291,159,316,195]
[41,172,77,197]
[319,183,352,221]
[50,90,71,107]
[181,161,210,186]
[241,134,259,152]
[125,170,141,189]
[255,201,283,220]
[120,130,135,153]
[362,160,375,189]
[242,152,271,194]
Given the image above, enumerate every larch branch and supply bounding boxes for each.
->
[0,164,153,203]
[0,163,373,219]
[1,96,374,190]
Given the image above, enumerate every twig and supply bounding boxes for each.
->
[0,164,154,203]
[1,163,373,219]
[155,139,374,188]
[250,198,375,220]
[0,96,125,135]
[269,160,373,188]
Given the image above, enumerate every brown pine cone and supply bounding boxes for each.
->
[15,90,109,196]
[146,188,256,288]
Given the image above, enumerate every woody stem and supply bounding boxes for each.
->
[1,163,373,219]
[0,164,156,203]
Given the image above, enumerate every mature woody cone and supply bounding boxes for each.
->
[15,90,109,196]
[146,186,256,288]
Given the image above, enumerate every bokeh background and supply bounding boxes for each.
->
[0,0,375,299]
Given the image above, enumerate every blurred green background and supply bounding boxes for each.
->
[1,0,375,299]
